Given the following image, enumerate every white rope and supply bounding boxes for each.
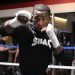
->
[0,62,19,66]
[0,62,75,69]
[48,65,75,70]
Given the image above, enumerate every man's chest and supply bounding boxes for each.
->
[30,32,52,49]
[31,36,52,49]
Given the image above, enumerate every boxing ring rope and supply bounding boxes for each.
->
[0,62,75,70]
[0,45,75,70]
[0,62,19,66]
[0,45,75,49]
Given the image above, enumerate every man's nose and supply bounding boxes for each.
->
[37,19,43,25]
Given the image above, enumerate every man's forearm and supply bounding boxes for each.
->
[53,47,64,62]
[53,45,64,55]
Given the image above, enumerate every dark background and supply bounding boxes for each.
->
[0,0,40,5]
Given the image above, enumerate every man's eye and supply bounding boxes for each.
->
[34,17,39,21]
[21,17,24,19]
[42,18,45,21]
[34,16,38,19]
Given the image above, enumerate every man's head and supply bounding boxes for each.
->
[16,10,31,24]
[33,4,51,16]
[32,4,51,31]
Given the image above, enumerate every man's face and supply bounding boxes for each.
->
[33,10,50,31]
[17,15,29,24]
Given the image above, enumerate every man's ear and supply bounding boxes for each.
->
[50,15,52,20]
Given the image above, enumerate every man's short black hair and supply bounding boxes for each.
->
[33,4,51,16]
